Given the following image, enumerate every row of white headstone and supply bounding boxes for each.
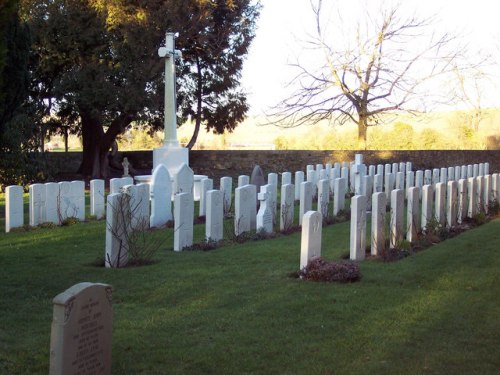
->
[299,171,498,270]
[349,173,500,261]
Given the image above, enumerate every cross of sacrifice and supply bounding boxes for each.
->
[158,32,183,148]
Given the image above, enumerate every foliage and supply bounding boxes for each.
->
[0,0,43,187]
[299,257,361,283]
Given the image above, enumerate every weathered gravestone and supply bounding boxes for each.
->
[299,181,313,226]
[317,179,330,219]
[300,211,322,270]
[407,187,420,243]
[250,165,266,194]
[49,282,113,375]
[447,180,458,228]
[45,182,60,225]
[5,185,24,232]
[421,185,433,232]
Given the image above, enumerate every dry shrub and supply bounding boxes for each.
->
[299,258,361,283]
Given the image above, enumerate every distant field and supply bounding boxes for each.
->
[47,108,500,151]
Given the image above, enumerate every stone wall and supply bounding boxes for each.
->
[46,150,500,182]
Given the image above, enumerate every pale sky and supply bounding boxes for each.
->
[241,0,500,115]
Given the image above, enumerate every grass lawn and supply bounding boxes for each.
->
[0,194,499,374]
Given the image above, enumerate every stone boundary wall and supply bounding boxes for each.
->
[46,150,500,181]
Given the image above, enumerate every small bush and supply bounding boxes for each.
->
[299,258,361,283]
[185,238,219,251]
[488,199,499,216]
[61,217,79,226]
[38,222,57,229]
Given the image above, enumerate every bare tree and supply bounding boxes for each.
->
[269,0,462,149]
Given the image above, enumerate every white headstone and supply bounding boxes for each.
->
[467,177,477,218]
[362,175,373,211]
[45,182,60,225]
[294,171,304,201]
[368,165,376,177]
[483,174,491,214]
[123,184,150,231]
[371,192,386,256]
[435,182,446,226]
[90,179,105,220]
[377,164,384,176]
[484,162,490,175]
[174,163,194,196]
[448,166,455,181]
[307,169,317,198]
[461,165,467,180]
[415,170,424,199]
[406,171,415,197]
[267,173,278,224]
[109,177,133,195]
[29,183,46,226]
[257,185,274,234]
[317,179,330,219]
[220,176,233,215]
[280,183,294,231]
[492,173,499,201]
[173,192,194,251]
[58,181,71,222]
[475,176,484,214]
[5,185,24,232]
[333,177,346,216]
[424,169,432,185]
[467,164,473,179]
[206,189,223,242]
[399,162,406,175]
[454,166,461,181]
[281,172,292,186]
[421,185,433,232]
[238,175,250,188]
[105,193,129,268]
[299,181,313,225]
[49,282,113,375]
[350,195,367,260]
[199,178,213,217]
[384,173,394,201]
[392,163,399,176]
[150,164,173,228]
[374,174,384,193]
[385,164,391,175]
[406,162,412,172]
[473,164,479,178]
[446,180,458,228]
[70,181,85,221]
[390,189,404,249]
[440,168,448,185]
[407,187,420,243]
[234,184,257,236]
[395,172,404,191]
[432,169,440,185]
[457,179,467,224]
[478,163,484,177]
[300,211,323,270]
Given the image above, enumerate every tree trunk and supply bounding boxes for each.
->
[187,56,203,150]
[80,113,105,178]
[357,116,368,150]
[64,127,68,152]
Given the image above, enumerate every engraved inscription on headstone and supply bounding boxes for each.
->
[49,282,113,375]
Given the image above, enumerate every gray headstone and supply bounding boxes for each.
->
[250,165,266,193]
[49,282,113,375]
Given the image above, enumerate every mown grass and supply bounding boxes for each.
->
[0,194,499,374]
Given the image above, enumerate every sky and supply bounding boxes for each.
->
[241,0,500,115]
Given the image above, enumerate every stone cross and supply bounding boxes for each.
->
[158,32,182,147]
[122,157,130,177]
